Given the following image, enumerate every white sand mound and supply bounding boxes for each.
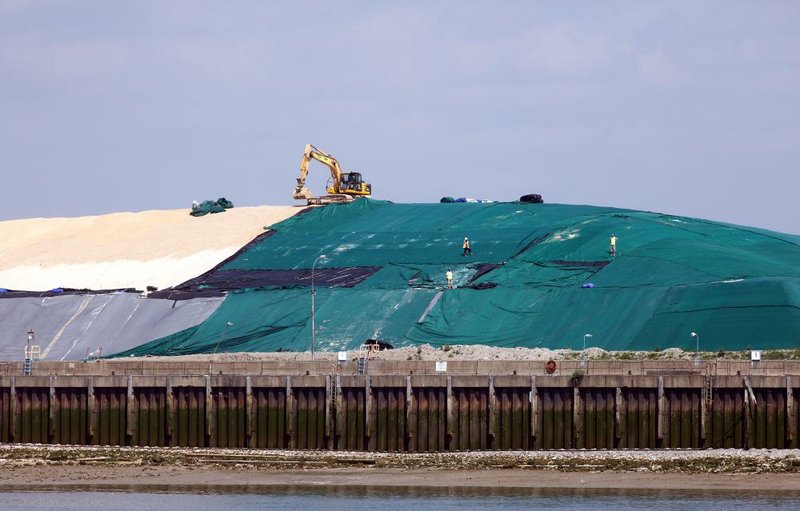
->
[0,205,302,292]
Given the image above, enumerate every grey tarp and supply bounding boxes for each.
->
[0,293,223,361]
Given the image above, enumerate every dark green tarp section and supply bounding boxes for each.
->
[117,199,800,356]
[190,197,234,217]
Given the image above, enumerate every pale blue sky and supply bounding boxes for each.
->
[1,1,798,233]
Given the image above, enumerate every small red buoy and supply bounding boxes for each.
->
[545,360,557,374]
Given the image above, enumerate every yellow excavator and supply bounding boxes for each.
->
[293,143,372,204]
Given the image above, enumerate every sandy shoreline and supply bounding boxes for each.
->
[2,445,799,492]
[2,466,800,493]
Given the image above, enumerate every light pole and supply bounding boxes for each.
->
[24,329,35,375]
[213,321,234,354]
[690,332,699,364]
[311,254,327,361]
[581,333,593,367]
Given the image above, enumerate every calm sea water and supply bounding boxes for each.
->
[2,487,800,510]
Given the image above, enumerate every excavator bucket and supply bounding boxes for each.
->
[293,176,316,200]
[293,187,314,200]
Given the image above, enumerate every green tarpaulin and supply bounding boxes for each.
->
[117,199,800,356]
[190,197,234,217]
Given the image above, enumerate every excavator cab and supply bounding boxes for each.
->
[345,172,362,185]
[333,172,371,195]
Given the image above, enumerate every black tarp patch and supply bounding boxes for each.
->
[0,288,140,299]
[168,266,382,293]
[511,233,551,259]
[466,263,503,284]
[548,260,611,268]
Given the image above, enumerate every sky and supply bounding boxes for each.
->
[1,1,798,234]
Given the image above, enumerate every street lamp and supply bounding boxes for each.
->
[213,321,235,354]
[311,254,327,361]
[581,333,593,368]
[25,329,34,361]
[690,332,699,363]
[24,329,35,375]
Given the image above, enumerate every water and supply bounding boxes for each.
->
[2,487,800,511]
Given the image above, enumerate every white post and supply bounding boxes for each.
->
[582,333,592,368]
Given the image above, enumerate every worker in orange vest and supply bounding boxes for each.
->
[463,237,473,256]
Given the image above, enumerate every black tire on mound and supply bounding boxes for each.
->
[520,194,544,204]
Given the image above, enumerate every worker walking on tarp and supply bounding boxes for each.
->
[446,269,453,289]
[609,234,618,256]
[463,237,473,256]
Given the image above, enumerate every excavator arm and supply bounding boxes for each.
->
[293,144,344,200]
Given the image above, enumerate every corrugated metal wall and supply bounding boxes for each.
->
[2,374,798,450]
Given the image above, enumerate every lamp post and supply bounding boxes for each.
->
[581,333,593,367]
[26,329,34,361]
[213,321,234,354]
[311,254,327,361]
[24,329,35,376]
[690,332,699,365]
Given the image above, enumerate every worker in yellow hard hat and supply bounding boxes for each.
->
[446,269,453,289]
[609,234,618,256]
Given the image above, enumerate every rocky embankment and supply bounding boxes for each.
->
[2,444,799,474]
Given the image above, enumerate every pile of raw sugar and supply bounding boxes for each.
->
[0,205,301,292]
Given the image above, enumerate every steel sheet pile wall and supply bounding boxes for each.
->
[1,374,799,450]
